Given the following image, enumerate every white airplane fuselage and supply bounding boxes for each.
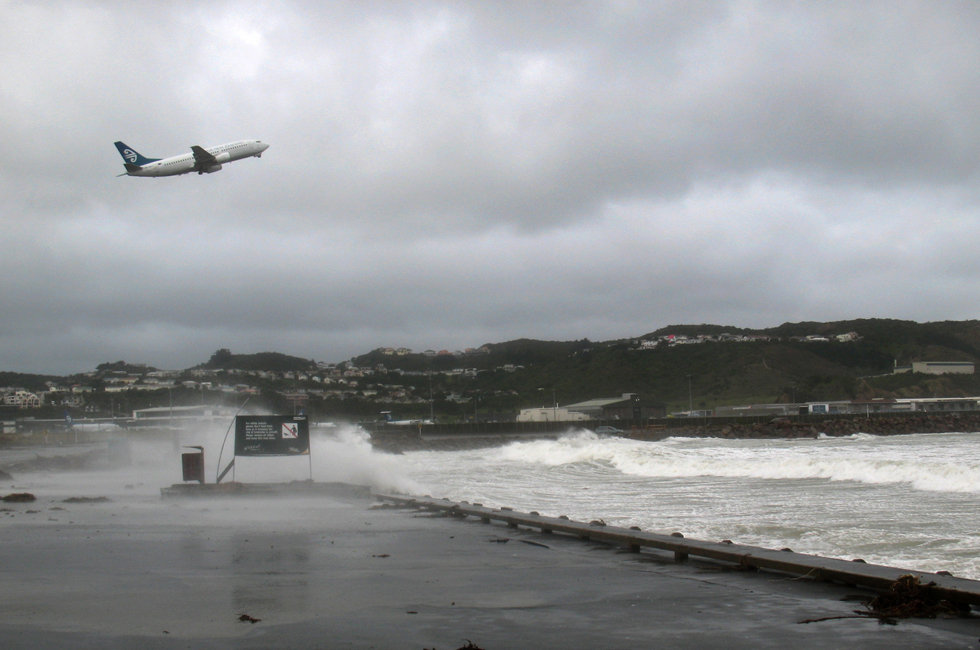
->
[115,140,269,177]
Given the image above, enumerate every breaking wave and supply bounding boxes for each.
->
[399,430,980,579]
[496,430,980,494]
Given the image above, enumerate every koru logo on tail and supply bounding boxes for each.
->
[123,149,138,164]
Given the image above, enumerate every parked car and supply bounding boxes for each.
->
[594,425,624,436]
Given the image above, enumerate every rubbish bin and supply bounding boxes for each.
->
[181,446,205,483]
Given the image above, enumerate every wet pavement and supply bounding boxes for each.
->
[0,484,977,649]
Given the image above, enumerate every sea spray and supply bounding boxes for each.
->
[311,425,424,494]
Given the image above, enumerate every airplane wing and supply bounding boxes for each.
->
[190,145,217,165]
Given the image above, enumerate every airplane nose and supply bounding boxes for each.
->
[259,142,270,152]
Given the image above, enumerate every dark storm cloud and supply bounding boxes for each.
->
[1,1,979,373]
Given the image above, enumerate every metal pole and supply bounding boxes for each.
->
[687,375,693,414]
[429,369,434,421]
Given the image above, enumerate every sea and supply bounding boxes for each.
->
[378,428,980,581]
[4,425,979,581]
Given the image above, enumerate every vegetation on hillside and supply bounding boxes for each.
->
[201,348,317,372]
[353,319,980,415]
[2,319,979,421]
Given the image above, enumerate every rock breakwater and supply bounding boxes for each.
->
[370,412,980,451]
[645,412,980,440]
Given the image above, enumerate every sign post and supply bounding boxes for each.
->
[216,415,311,483]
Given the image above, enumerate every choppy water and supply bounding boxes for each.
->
[389,429,980,580]
[4,426,978,581]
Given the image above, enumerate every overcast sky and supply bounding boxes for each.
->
[3,1,980,375]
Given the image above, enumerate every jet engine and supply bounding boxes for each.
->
[199,164,223,174]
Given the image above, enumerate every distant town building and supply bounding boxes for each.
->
[912,361,974,375]
[894,361,975,375]
[563,393,666,420]
[2,390,41,408]
[516,407,589,422]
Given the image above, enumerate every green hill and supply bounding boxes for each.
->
[354,319,980,414]
[4,319,979,421]
[200,348,317,372]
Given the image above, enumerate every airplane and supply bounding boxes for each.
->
[114,139,269,177]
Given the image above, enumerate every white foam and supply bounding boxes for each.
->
[390,431,980,578]
[486,430,980,493]
[311,425,424,494]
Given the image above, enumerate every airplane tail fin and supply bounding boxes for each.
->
[114,141,160,167]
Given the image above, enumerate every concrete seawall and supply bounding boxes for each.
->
[378,493,980,609]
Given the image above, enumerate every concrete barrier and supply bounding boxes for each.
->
[376,493,980,608]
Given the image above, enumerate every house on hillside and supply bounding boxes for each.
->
[2,390,41,408]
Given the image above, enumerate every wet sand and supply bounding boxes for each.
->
[0,482,977,649]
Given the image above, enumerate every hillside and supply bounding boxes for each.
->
[3,319,979,421]
[199,348,317,372]
[353,319,980,413]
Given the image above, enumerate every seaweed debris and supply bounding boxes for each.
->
[862,574,971,622]
[800,574,972,625]
[2,493,36,502]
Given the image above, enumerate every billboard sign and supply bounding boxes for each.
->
[234,415,310,457]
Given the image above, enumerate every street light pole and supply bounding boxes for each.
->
[428,369,434,421]
[687,375,693,415]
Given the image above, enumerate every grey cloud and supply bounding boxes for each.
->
[2,1,979,373]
